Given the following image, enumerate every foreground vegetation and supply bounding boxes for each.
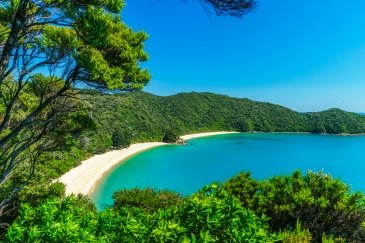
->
[5,171,364,242]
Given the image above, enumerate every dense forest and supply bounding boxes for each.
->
[80,90,365,153]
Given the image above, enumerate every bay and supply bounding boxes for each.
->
[91,133,365,209]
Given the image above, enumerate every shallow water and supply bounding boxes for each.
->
[91,133,365,209]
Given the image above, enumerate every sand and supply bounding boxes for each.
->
[57,131,238,196]
[180,131,239,140]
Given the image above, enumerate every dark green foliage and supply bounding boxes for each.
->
[254,171,365,241]
[307,108,365,134]
[236,118,255,132]
[0,0,150,220]
[48,182,66,198]
[111,128,131,148]
[162,130,180,143]
[112,188,183,213]
[200,0,255,18]
[79,91,365,154]
[5,185,277,242]
[5,172,365,242]
[223,171,259,208]
[224,170,365,242]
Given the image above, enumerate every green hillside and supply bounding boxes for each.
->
[80,91,365,153]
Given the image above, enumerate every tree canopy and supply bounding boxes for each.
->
[0,0,150,219]
[199,0,256,17]
[224,170,365,242]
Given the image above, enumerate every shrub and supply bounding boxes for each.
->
[170,184,277,242]
[112,188,183,213]
[223,171,259,208]
[107,184,278,242]
[111,128,131,148]
[48,182,66,198]
[223,170,365,242]
[253,170,365,242]
[162,130,179,143]
[5,185,277,242]
[5,195,98,242]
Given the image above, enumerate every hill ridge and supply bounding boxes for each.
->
[78,90,365,154]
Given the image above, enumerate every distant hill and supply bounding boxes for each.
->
[79,91,365,153]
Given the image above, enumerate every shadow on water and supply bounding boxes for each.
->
[185,140,201,147]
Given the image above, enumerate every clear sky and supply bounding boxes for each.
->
[122,0,365,112]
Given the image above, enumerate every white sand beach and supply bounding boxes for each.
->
[181,131,239,140]
[58,131,238,196]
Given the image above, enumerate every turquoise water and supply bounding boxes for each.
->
[91,133,365,209]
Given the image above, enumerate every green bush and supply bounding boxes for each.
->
[5,185,277,242]
[5,195,98,242]
[170,184,277,242]
[112,188,183,213]
[6,172,365,242]
[223,171,259,208]
[235,119,255,132]
[224,170,365,242]
[111,128,131,148]
[48,182,66,198]
[162,130,179,143]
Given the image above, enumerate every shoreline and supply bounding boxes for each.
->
[57,130,364,197]
[57,131,238,196]
[180,131,239,140]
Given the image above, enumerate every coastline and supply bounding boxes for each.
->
[57,131,237,196]
[180,131,239,140]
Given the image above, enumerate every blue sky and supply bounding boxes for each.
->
[122,0,365,112]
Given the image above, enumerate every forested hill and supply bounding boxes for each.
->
[80,91,365,153]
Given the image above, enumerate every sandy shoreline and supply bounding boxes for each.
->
[58,131,237,196]
[180,131,239,140]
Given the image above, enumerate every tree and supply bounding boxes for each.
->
[223,170,365,242]
[0,0,256,223]
[111,128,131,149]
[199,0,256,18]
[0,0,150,220]
[252,171,365,242]
[223,171,258,207]
[162,129,179,143]
[236,118,254,132]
